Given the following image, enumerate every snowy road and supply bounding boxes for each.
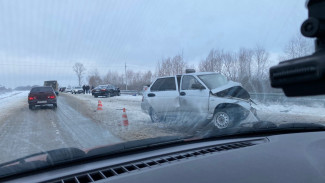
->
[0,93,122,163]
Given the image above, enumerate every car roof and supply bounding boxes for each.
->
[156,72,219,79]
[183,72,217,76]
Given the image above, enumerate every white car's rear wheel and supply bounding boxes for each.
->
[150,108,161,123]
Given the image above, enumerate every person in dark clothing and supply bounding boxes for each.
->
[85,85,90,94]
[82,85,86,94]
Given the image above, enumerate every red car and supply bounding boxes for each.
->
[28,87,57,110]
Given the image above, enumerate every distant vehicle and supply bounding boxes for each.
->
[92,84,120,98]
[65,87,72,93]
[59,87,66,92]
[72,86,83,94]
[141,70,257,128]
[28,86,57,110]
[44,80,59,96]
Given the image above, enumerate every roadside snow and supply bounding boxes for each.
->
[254,103,325,117]
[64,93,325,140]
[63,93,184,141]
[0,91,29,121]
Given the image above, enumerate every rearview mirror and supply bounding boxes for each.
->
[191,83,205,90]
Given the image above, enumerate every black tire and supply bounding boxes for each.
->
[29,105,34,110]
[94,95,98,98]
[149,108,162,123]
[53,104,57,109]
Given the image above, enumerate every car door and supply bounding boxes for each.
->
[179,75,210,120]
[146,77,180,115]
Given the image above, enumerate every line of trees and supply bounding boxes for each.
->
[77,34,313,92]
[86,69,153,90]
[197,46,271,92]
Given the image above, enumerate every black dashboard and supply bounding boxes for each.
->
[4,131,325,183]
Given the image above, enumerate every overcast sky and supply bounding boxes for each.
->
[0,0,309,88]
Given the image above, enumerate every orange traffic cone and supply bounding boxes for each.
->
[97,100,103,110]
[122,108,129,126]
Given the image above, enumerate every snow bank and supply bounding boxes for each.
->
[254,103,325,117]
[63,93,183,141]
[0,91,29,121]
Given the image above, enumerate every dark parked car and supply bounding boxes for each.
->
[59,87,66,92]
[28,86,57,110]
[92,84,120,98]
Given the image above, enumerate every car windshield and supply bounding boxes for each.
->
[0,0,324,178]
[198,74,228,90]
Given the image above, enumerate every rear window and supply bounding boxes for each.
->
[30,87,53,93]
[151,77,176,91]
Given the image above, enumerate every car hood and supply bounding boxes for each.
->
[210,81,241,94]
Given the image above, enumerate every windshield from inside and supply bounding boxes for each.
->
[198,74,228,90]
[0,0,324,178]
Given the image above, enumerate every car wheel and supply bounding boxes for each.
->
[149,108,161,123]
[211,110,234,129]
[29,105,34,110]
[53,104,57,109]
[94,95,98,98]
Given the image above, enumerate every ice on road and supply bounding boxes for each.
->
[0,94,121,163]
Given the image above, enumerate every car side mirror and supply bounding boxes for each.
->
[191,83,205,90]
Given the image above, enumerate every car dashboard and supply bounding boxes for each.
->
[4,131,325,183]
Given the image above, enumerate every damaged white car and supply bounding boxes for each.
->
[141,70,258,129]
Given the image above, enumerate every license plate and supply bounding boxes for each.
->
[94,91,100,93]
[37,101,47,104]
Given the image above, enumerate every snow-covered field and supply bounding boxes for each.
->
[0,91,29,121]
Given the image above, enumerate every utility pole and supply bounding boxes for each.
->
[125,62,127,90]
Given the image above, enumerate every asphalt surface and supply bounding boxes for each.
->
[0,94,122,164]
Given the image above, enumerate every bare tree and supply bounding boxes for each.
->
[281,34,313,60]
[156,53,188,77]
[199,49,223,73]
[87,69,102,88]
[73,62,86,86]
[253,45,270,79]
[222,51,237,81]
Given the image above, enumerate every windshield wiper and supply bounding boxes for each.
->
[200,121,325,140]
